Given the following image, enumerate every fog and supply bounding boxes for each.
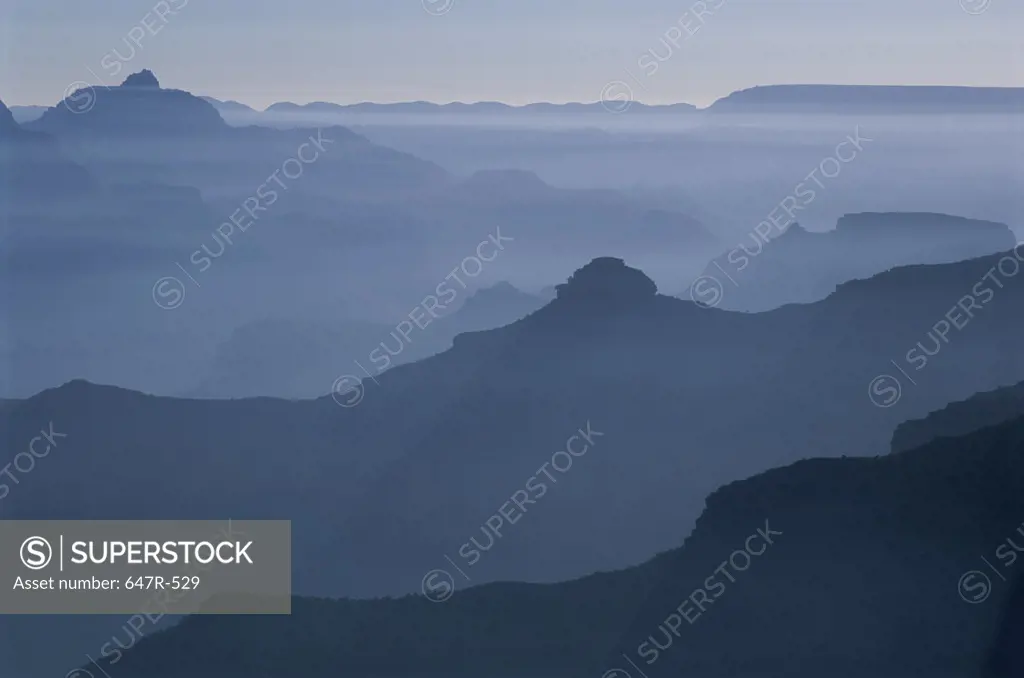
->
[2,71,1024,677]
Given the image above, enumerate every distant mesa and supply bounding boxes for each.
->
[708,84,1024,114]
[257,99,699,117]
[555,257,658,303]
[835,211,1011,235]
[691,211,1016,311]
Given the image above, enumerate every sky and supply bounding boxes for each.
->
[1,0,1022,108]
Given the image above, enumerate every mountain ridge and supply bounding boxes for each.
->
[22,70,451,200]
[76,405,1024,677]
[6,250,1024,602]
[693,212,1017,311]
[18,84,1024,119]
[709,84,1024,113]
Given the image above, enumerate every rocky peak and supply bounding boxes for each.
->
[121,69,161,89]
[555,257,657,304]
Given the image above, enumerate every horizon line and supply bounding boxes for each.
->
[7,82,1024,111]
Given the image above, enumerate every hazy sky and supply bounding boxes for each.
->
[2,0,1021,108]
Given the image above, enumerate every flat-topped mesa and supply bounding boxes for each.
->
[835,212,1011,236]
[555,257,658,305]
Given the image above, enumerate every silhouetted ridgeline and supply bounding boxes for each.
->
[0,98,95,201]
[199,96,260,116]
[92,411,1024,677]
[0,98,19,133]
[6,104,46,124]
[26,84,1024,125]
[892,380,1024,454]
[235,99,699,123]
[449,281,548,333]
[708,84,1024,114]
[6,252,1024,608]
[191,85,1024,122]
[2,71,720,400]
[29,69,224,136]
[694,212,1016,311]
[188,282,548,399]
[3,11,1022,677]
[23,71,450,199]
[425,169,719,254]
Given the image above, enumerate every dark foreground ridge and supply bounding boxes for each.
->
[93,407,1024,677]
